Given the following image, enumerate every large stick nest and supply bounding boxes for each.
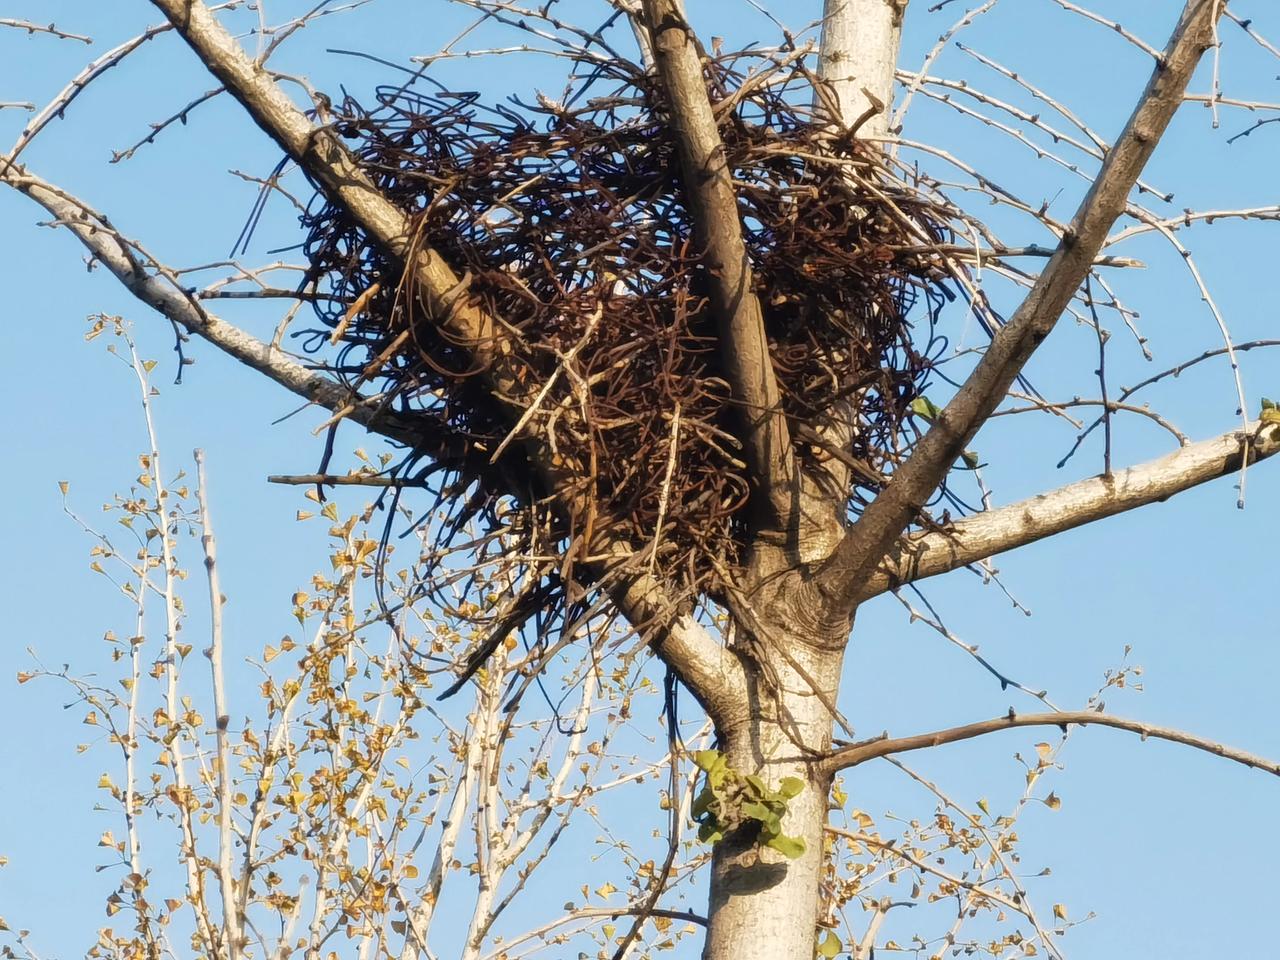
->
[299,53,961,611]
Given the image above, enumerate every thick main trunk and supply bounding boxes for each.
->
[701,624,844,960]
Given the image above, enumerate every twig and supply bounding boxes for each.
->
[0,18,92,42]
[195,449,244,960]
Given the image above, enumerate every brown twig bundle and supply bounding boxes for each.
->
[299,51,963,612]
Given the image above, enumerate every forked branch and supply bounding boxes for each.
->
[141,0,750,722]
[817,0,1224,609]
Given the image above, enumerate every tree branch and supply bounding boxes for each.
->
[141,0,750,722]
[8,165,426,446]
[641,0,794,528]
[816,0,1223,610]
[855,423,1280,602]
[7,160,749,727]
[821,710,1280,779]
[146,0,507,377]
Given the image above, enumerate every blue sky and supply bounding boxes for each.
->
[2,2,1279,958]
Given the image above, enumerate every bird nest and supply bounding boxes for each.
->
[299,54,960,610]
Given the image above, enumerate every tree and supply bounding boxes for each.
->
[5,1,1280,958]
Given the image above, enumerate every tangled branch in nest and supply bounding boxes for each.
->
[298,50,970,618]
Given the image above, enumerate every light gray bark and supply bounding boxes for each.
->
[702,624,845,960]
[818,0,905,136]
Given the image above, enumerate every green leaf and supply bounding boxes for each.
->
[692,749,721,772]
[910,395,944,421]
[778,776,805,799]
[958,449,983,470]
[764,834,806,859]
[694,749,729,788]
[816,931,843,959]
[743,774,767,799]
[697,822,724,845]
[1262,397,1277,411]
[691,786,714,821]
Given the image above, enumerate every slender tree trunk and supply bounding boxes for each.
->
[818,0,904,133]
[701,612,846,960]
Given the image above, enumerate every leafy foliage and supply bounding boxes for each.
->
[690,750,807,858]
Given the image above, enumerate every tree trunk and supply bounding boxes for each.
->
[701,616,845,960]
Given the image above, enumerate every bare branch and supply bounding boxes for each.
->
[111,86,225,162]
[822,710,1280,778]
[1049,0,1165,62]
[145,0,507,374]
[641,0,794,526]
[0,18,92,42]
[857,422,1280,601]
[9,157,748,728]
[817,0,1224,611]
[6,165,426,445]
[3,24,173,173]
[194,449,244,960]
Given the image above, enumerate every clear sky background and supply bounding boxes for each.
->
[2,1,1279,958]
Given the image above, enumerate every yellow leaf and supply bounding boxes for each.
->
[1045,792,1061,811]
[1053,903,1068,921]
[98,774,116,791]
[296,511,314,521]
[402,864,419,879]
[263,645,279,663]
[304,489,321,503]
[142,359,158,372]
[58,481,70,496]
[595,882,617,898]
[1035,742,1053,759]
[322,502,339,522]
